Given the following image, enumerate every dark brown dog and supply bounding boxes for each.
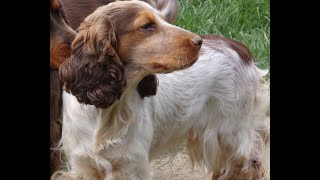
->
[50,0,76,175]
[59,0,180,98]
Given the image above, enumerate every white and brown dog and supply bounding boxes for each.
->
[54,1,270,179]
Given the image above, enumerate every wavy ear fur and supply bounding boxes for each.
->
[59,17,126,109]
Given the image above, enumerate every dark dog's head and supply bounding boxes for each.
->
[50,0,76,69]
[59,1,202,109]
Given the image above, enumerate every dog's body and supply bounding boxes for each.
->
[55,1,269,180]
[50,0,76,175]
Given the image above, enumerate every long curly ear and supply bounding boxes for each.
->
[59,18,126,109]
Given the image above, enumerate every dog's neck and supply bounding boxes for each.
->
[124,68,151,91]
[94,68,150,151]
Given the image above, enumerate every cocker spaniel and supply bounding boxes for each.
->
[54,1,270,179]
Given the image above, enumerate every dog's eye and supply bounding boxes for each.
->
[140,23,156,31]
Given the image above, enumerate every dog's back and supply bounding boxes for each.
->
[148,35,270,179]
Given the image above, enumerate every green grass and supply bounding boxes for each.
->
[175,0,270,69]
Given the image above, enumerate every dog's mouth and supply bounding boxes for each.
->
[151,55,199,74]
[177,55,199,70]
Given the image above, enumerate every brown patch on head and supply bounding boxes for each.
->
[50,39,72,68]
[51,0,61,10]
[200,35,254,65]
[50,0,76,69]
[133,10,157,28]
[118,18,201,73]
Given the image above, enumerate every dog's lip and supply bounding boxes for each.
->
[177,55,199,70]
[189,55,199,65]
[153,55,199,74]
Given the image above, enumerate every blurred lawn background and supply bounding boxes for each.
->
[175,0,270,69]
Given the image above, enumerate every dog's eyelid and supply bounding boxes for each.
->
[140,22,156,31]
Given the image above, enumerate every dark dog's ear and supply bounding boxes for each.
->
[137,74,158,98]
[146,0,179,24]
[59,18,125,109]
[50,0,61,10]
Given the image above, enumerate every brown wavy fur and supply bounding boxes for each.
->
[59,17,126,108]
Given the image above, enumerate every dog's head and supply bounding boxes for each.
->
[59,1,202,108]
[50,0,76,69]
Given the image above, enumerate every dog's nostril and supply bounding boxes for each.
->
[191,36,203,47]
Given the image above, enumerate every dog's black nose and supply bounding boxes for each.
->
[191,36,203,49]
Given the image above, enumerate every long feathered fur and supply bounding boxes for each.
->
[52,1,270,180]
